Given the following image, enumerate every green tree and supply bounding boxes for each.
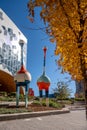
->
[53,81,72,100]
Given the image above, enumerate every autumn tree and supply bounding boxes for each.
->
[27,0,87,119]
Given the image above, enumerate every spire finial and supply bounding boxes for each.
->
[43,46,47,57]
[43,46,47,75]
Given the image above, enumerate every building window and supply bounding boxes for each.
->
[0,12,3,20]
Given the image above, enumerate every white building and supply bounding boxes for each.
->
[0,8,27,75]
[0,8,27,93]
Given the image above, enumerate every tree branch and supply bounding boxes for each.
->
[59,0,78,40]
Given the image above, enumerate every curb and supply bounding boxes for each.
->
[0,109,70,121]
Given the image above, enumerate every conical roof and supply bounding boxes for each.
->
[37,46,51,90]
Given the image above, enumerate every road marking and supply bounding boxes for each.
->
[24,118,31,121]
[37,117,42,121]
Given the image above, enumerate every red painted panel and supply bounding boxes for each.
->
[37,82,50,91]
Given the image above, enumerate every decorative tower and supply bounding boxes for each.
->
[37,46,51,106]
[14,40,31,108]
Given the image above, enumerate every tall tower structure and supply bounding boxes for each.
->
[14,40,31,108]
[37,46,51,106]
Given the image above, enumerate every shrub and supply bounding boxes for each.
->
[0,91,7,96]
[33,100,41,105]
[34,97,39,101]
[49,100,63,108]
[75,98,85,101]
[7,92,16,97]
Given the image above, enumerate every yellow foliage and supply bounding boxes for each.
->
[27,0,87,81]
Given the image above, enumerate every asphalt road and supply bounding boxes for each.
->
[0,110,87,130]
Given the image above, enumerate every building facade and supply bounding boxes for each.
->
[75,80,84,98]
[0,8,27,93]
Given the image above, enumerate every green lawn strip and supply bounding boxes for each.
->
[0,108,32,114]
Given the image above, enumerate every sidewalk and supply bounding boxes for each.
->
[0,108,70,122]
[0,102,70,121]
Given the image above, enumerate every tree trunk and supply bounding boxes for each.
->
[85,90,87,119]
[78,44,87,119]
[85,85,87,120]
[83,78,87,120]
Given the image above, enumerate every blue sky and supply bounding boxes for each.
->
[0,0,76,97]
